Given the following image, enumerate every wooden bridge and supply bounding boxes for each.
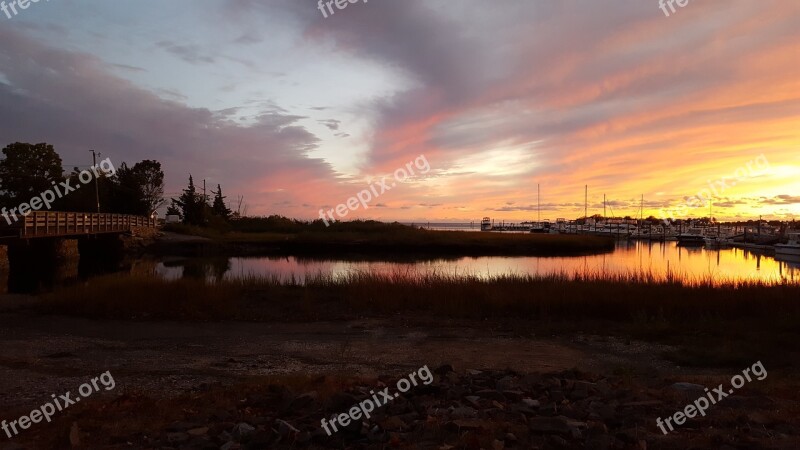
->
[1,211,158,239]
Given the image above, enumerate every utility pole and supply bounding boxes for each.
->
[203,179,207,203]
[584,185,588,222]
[90,150,100,213]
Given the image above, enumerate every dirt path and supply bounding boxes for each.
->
[0,311,681,411]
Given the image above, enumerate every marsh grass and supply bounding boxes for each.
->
[36,270,800,369]
[39,270,800,323]
[41,275,240,320]
[162,223,616,257]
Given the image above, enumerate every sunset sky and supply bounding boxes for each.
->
[0,0,798,222]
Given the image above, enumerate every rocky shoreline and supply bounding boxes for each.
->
[92,366,796,450]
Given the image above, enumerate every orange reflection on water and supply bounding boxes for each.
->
[157,242,800,286]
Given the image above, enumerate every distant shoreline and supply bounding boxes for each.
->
[152,224,616,258]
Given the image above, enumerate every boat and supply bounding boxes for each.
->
[530,220,551,234]
[480,217,492,231]
[529,184,550,233]
[704,236,731,248]
[677,227,705,246]
[775,232,800,257]
[703,226,732,248]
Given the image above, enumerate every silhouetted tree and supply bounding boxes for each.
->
[0,142,64,206]
[111,161,164,215]
[58,166,115,212]
[211,184,231,219]
[172,175,206,225]
[166,204,181,219]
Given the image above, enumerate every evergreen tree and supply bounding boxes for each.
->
[171,175,206,225]
[166,204,181,219]
[211,184,231,219]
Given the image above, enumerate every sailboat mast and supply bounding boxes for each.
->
[641,194,644,221]
[537,183,541,224]
[584,185,588,221]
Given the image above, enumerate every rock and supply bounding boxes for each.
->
[464,395,481,408]
[574,380,597,391]
[492,439,505,450]
[529,416,586,435]
[220,442,240,450]
[548,435,570,448]
[275,419,300,437]
[745,411,773,425]
[589,401,617,422]
[519,374,544,390]
[381,416,407,431]
[327,392,359,411]
[669,382,706,393]
[244,431,274,449]
[445,372,461,386]
[434,364,455,374]
[0,443,25,450]
[621,401,662,408]
[166,431,190,444]
[496,376,517,391]
[187,427,209,436]
[232,423,256,440]
[450,406,478,419]
[166,421,199,432]
[503,390,526,401]
[475,389,506,402]
[539,402,559,416]
[522,398,541,408]
[725,395,775,408]
[530,417,570,434]
[211,409,233,421]
[586,435,617,450]
[595,379,612,395]
[69,422,81,448]
[570,387,589,400]
[549,390,566,402]
[296,431,312,444]
[446,419,486,431]
[289,391,318,411]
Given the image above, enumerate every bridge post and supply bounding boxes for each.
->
[6,239,76,293]
[77,234,126,276]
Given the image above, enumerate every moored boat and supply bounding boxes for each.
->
[775,232,800,257]
[677,228,705,246]
[704,236,731,248]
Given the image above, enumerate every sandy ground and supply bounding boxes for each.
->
[0,305,687,412]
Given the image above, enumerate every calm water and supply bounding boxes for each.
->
[156,241,800,285]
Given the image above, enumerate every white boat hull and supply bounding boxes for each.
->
[775,245,800,256]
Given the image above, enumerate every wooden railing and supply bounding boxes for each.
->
[14,212,158,238]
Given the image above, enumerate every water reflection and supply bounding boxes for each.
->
[163,257,231,282]
[156,241,800,286]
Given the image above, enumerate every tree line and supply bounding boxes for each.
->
[0,142,164,216]
[167,175,232,226]
[1,142,236,226]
